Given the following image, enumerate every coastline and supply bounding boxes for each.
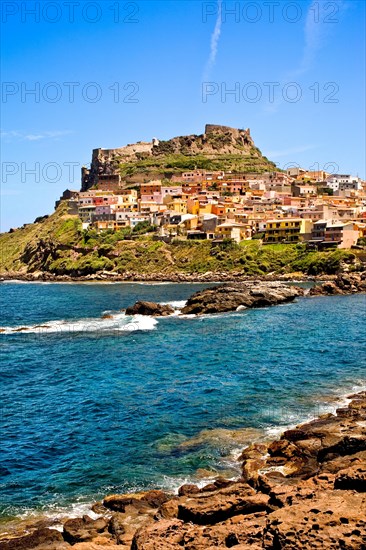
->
[1,387,365,549]
[0,270,342,284]
[1,280,365,549]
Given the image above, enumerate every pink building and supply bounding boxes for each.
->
[95,205,111,215]
[140,192,163,203]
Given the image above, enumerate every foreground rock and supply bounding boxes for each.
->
[0,528,65,549]
[181,281,304,315]
[310,272,366,296]
[125,301,174,316]
[130,392,366,549]
[2,393,365,549]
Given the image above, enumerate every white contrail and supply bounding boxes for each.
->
[264,0,347,113]
[296,0,347,76]
[203,0,222,81]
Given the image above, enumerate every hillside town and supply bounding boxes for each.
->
[57,168,366,249]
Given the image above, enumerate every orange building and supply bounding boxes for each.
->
[140,182,162,195]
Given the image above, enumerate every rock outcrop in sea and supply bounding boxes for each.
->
[123,275,366,319]
[124,282,304,318]
[1,393,365,549]
[310,272,366,296]
[125,301,175,316]
[181,281,304,315]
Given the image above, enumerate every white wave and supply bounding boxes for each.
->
[131,282,176,286]
[161,300,187,309]
[180,311,243,320]
[262,382,366,440]
[160,474,219,495]
[0,313,158,335]
[1,279,29,284]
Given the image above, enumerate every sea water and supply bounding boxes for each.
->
[0,282,365,520]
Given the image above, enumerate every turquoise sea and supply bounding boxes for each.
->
[0,282,365,521]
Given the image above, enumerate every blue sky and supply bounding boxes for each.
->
[1,0,365,230]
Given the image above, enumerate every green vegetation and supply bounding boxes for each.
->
[0,203,82,272]
[132,221,157,234]
[0,205,363,277]
[118,153,277,180]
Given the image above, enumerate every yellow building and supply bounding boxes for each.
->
[114,203,137,213]
[354,222,366,238]
[95,220,118,231]
[187,198,200,215]
[295,170,329,182]
[216,222,247,243]
[198,203,213,216]
[164,196,187,214]
[180,215,198,231]
[121,190,138,204]
[264,218,313,243]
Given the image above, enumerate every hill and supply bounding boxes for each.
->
[0,203,361,279]
[82,124,277,189]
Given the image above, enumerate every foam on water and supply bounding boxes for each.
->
[0,313,158,335]
[262,380,366,440]
[162,300,187,309]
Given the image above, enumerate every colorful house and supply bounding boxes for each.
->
[215,222,247,243]
[264,218,313,243]
[324,222,359,248]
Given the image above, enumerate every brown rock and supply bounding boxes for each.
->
[268,439,303,459]
[318,436,366,463]
[254,471,289,496]
[131,519,185,549]
[334,464,366,492]
[5,392,366,550]
[125,301,174,316]
[242,458,265,486]
[63,515,109,544]
[263,491,366,549]
[239,443,268,462]
[90,501,107,514]
[178,484,200,496]
[212,477,236,490]
[103,494,137,512]
[156,498,179,520]
[0,528,64,549]
[72,542,120,549]
[282,428,311,441]
[199,483,218,493]
[140,490,169,508]
[177,484,270,525]
[181,282,303,315]
[309,273,366,296]
[320,450,366,475]
[108,513,126,544]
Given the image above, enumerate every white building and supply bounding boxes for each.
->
[326,174,362,192]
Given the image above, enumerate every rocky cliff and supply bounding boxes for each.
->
[81,124,277,190]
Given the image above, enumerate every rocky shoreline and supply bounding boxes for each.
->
[1,270,365,290]
[0,270,352,284]
[120,274,366,318]
[119,274,366,316]
[1,392,365,549]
